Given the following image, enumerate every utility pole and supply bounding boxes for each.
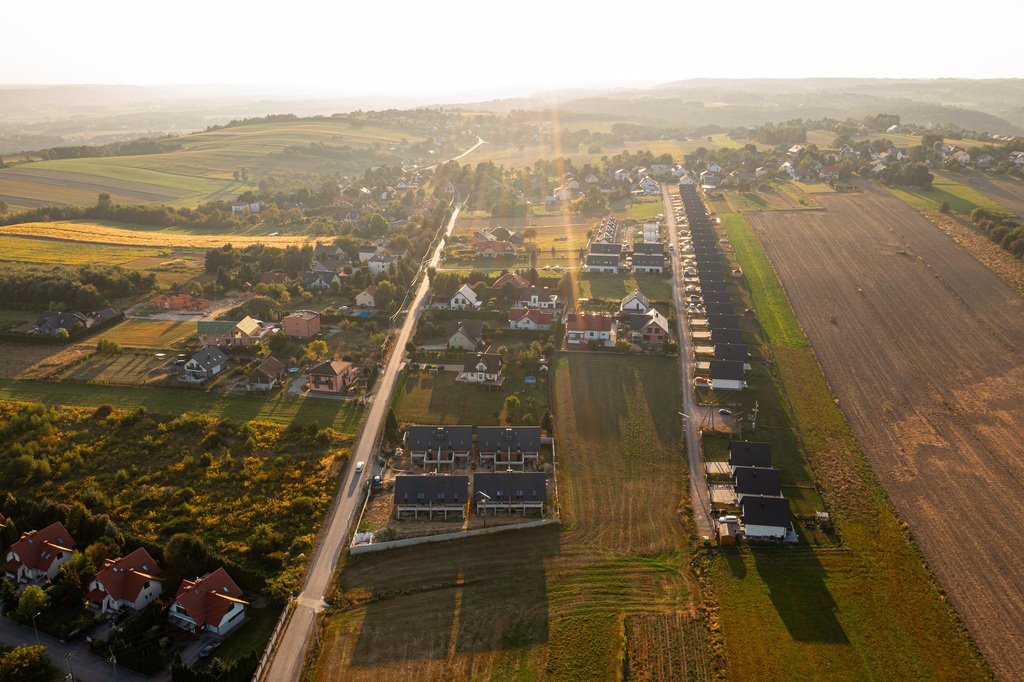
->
[751,400,759,432]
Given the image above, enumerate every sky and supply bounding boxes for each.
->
[4,0,1022,96]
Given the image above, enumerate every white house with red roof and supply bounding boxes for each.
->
[169,568,248,636]
[4,522,76,582]
[87,548,163,614]
[564,313,616,347]
[508,308,554,331]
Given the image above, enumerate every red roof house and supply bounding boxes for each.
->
[169,568,248,636]
[564,313,616,347]
[87,548,163,614]
[4,522,76,582]
[508,308,554,331]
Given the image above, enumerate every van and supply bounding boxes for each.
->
[355,461,365,473]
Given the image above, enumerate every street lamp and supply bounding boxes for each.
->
[32,611,42,646]
[476,491,491,527]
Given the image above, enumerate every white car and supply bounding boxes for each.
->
[355,461,365,473]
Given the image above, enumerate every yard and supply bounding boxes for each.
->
[572,272,674,303]
[392,366,549,427]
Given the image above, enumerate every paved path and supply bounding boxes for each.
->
[0,615,157,682]
[261,202,464,681]
[662,187,716,539]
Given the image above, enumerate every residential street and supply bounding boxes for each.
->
[261,202,463,681]
[662,186,716,539]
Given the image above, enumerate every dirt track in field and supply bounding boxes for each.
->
[748,183,1024,681]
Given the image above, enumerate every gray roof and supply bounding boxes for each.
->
[700,282,729,293]
[462,351,503,374]
[714,343,749,362]
[92,308,118,324]
[729,441,772,468]
[709,330,743,347]
[394,475,469,504]
[741,495,792,529]
[704,303,737,317]
[702,292,733,306]
[590,242,622,255]
[445,320,484,344]
[404,425,474,451]
[734,467,782,497]
[710,359,745,381]
[707,314,741,329]
[477,426,541,453]
[586,254,620,266]
[621,289,649,309]
[249,355,285,383]
[633,242,664,254]
[473,472,547,502]
[190,346,227,369]
[36,311,87,334]
[632,254,665,267]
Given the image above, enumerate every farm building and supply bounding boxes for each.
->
[709,360,746,390]
[87,548,163,615]
[445,320,485,351]
[282,310,321,338]
[733,466,783,505]
[729,441,772,473]
[247,355,286,391]
[457,351,505,387]
[564,313,615,347]
[405,425,474,470]
[181,347,228,384]
[4,522,76,582]
[307,360,358,394]
[169,568,247,636]
[393,475,469,520]
[474,472,547,516]
[477,426,542,469]
[741,495,793,541]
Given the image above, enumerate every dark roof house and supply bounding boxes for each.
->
[729,441,772,469]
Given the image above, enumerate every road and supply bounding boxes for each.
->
[662,186,715,539]
[261,202,463,682]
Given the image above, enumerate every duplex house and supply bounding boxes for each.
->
[509,308,554,331]
[281,311,320,338]
[393,475,469,520]
[741,495,792,541]
[405,425,474,470]
[474,472,547,516]
[709,328,743,346]
[632,253,665,274]
[5,522,76,582]
[450,284,481,310]
[457,351,505,387]
[709,360,746,390]
[87,548,163,615]
[633,242,664,255]
[477,426,542,469]
[247,355,286,391]
[308,360,358,394]
[445,320,485,351]
[181,347,228,384]
[733,466,783,505]
[714,343,750,365]
[585,253,620,274]
[169,568,248,636]
[564,313,615,347]
[729,441,772,474]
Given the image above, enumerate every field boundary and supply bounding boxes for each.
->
[349,518,559,555]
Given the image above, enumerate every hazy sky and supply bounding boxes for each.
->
[4,0,1022,95]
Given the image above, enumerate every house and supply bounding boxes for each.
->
[699,170,719,188]
[1010,151,1024,167]
[678,174,695,186]
[247,355,286,391]
[709,360,746,390]
[632,253,665,274]
[706,162,723,174]
[585,174,600,185]
[355,285,377,308]
[450,284,481,310]
[181,347,228,383]
[313,244,348,270]
[614,168,630,181]
[34,311,88,336]
[741,495,792,541]
[729,441,772,473]
[476,427,542,469]
[357,246,379,263]
[520,287,559,311]
[707,314,741,330]
[704,302,737,318]
[489,225,513,241]
[87,548,163,615]
[258,272,290,286]
[819,165,840,181]
[393,475,469,519]
[639,177,660,194]
[779,161,796,179]
[633,241,664,255]
[445,320,485,351]
[308,360,358,394]
[476,241,517,258]
[368,253,401,276]
[733,467,782,505]
[282,311,321,338]
[405,425,474,470]
[4,522,76,582]
[509,308,554,331]
[149,293,211,311]
[975,154,995,170]
[620,289,650,313]
[198,316,273,347]
[949,150,971,166]
[708,330,743,349]
[491,272,531,291]
[169,568,248,636]
[714,343,749,364]
[302,270,340,290]
[564,313,615,347]
[623,308,671,347]
[457,351,505,387]
[474,472,547,516]
[551,186,572,202]
[585,254,620,274]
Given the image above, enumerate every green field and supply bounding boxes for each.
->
[0,378,364,431]
[623,197,665,220]
[886,174,1011,216]
[0,234,167,265]
[392,366,549,426]
[573,272,674,303]
[705,210,988,679]
[88,319,196,349]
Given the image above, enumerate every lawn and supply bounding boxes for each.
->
[87,319,196,349]
[885,175,1011,216]
[573,272,674,303]
[621,197,664,221]
[392,367,549,426]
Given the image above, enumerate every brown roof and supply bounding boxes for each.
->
[363,284,377,296]
[250,355,286,383]
[284,310,319,322]
[173,568,247,629]
[509,308,553,325]
[259,272,289,285]
[309,360,354,377]
[445,320,485,344]
[491,272,531,290]
[90,548,163,605]
[5,522,76,574]
[565,313,613,332]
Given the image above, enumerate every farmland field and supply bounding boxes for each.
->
[958,173,1024,220]
[0,221,318,248]
[60,351,173,385]
[87,318,196,349]
[885,173,1009,216]
[747,183,1023,679]
[392,368,549,427]
[311,353,708,681]
[0,233,169,265]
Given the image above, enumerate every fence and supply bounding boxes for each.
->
[252,595,294,682]
[349,518,560,555]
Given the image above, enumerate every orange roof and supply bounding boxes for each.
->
[6,522,76,574]
[91,548,163,604]
[173,568,247,629]
[491,272,531,289]
[508,308,553,325]
[565,313,612,332]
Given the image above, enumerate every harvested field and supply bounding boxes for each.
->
[0,234,166,265]
[0,221,317,248]
[313,354,706,681]
[960,173,1024,220]
[87,319,195,349]
[60,351,172,385]
[624,613,710,682]
[749,183,1024,680]
[918,210,1024,296]
[0,343,90,380]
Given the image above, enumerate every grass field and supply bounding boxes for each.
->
[88,319,196,349]
[0,378,364,431]
[0,221,318,248]
[312,353,709,681]
[623,197,665,221]
[705,206,989,679]
[0,234,168,265]
[392,368,549,426]
[61,352,172,385]
[886,174,1011,216]
[721,181,821,212]
[573,273,674,303]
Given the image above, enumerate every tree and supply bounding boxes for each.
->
[304,339,329,361]
[523,227,537,242]
[0,645,58,682]
[385,407,398,434]
[0,200,7,214]
[164,533,208,583]
[97,338,122,355]
[541,410,553,435]
[14,585,49,622]
[96,192,114,214]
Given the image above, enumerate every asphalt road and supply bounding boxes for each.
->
[261,202,463,681]
[662,187,716,539]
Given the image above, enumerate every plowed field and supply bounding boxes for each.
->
[748,183,1024,680]
[962,173,1024,220]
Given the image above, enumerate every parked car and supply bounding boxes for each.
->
[198,642,220,659]
[718,408,733,416]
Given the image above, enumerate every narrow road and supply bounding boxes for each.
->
[261,202,464,681]
[662,187,715,539]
